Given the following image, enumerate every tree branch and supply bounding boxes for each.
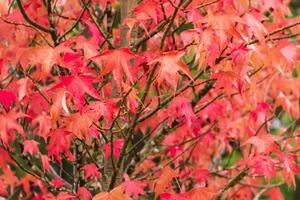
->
[46,0,58,45]
[16,0,55,34]
[215,169,248,200]
[57,3,88,43]
[108,63,159,189]
[160,0,183,49]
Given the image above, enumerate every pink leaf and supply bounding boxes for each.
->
[122,174,145,199]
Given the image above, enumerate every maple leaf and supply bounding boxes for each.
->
[243,134,278,154]
[19,174,36,194]
[0,179,8,197]
[83,99,119,127]
[244,13,268,42]
[167,95,196,128]
[193,169,210,185]
[91,48,138,89]
[82,20,104,45]
[16,46,69,79]
[183,187,216,200]
[150,51,192,89]
[22,140,40,156]
[206,11,244,46]
[81,163,101,180]
[0,89,16,110]
[133,0,161,25]
[47,129,74,162]
[41,155,50,173]
[63,112,93,140]
[31,112,52,141]
[153,166,177,198]
[49,75,100,110]
[274,92,293,116]
[249,102,271,125]
[101,139,124,158]
[276,151,300,188]
[167,146,183,158]
[0,109,27,145]
[77,187,92,200]
[92,185,130,200]
[51,177,66,188]
[160,193,187,200]
[246,155,277,182]
[268,187,284,200]
[122,174,145,199]
[0,168,18,191]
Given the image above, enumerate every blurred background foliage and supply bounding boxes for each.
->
[250,2,300,199]
[290,0,300,16]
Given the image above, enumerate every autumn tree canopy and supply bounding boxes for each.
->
[0,0,300,199]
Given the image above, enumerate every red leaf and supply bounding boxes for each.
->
[41,155,50,173]
[91,48,138,89]
[77,187,92,200]
[49,75,100,110]
[101,139,124,158]
[51,177,66,188]
[22,140,40,155]
[122,174,145,199]
[0,109,27,145]
[150,51,192,89]
[244,13,268,42]
[81,163,101,180]
[83,99,119,127]
[243,134,278,154]
[0,89,16,110]
[47,129,73,162]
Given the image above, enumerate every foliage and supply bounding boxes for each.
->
[0,0,300,199]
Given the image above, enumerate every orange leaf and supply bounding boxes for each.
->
[92,186,130,200]
[153,166,177,198]
[184,187,216,200]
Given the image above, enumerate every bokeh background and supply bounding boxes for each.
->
[267,1,300,199]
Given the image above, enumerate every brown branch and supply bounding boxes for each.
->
[160,0,184,49]
[135,125,213,181]
[0,17,54,47]
[57,3,88,43]
[215,169,248,200]
[2,143,72,193]
[137,70,205,123]
[247,22,300,46]
[25,73,53,105]
[216,22,300,64]
[120,0,129,47]
[46,0,58,45]
[131,19,170,50]
[212,172,283,189]
[82,0,115,49]
[131,0,193,51]
[16,0,55,34]
[197,0,219,9]
[108,63,159,189]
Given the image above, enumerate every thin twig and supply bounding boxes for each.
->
[215,169,248,200]
[57,3,88,42]
[160,0,183,49]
